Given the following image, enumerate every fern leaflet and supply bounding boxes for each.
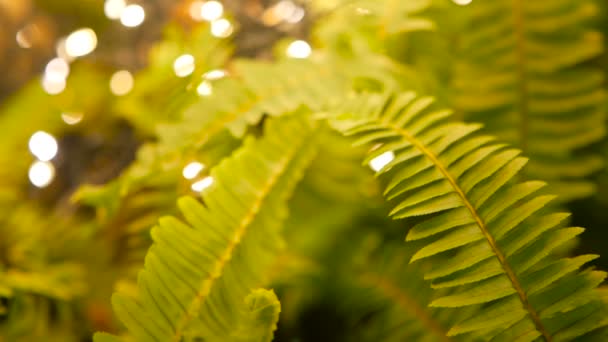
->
[95,115,318,341]
[330,92,608,341]
[452,0,606,201]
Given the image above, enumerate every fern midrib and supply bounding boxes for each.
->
[382,120,552,341]
[171,138,303,341]
[360,272,451,342]
[512,0,530,165]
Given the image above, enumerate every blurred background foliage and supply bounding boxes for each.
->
[0,0,607,341]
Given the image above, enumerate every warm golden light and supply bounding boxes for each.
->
[65,28,97,57]
[42,76,66,95]
[61,112,83,125]
[173,54,195,77]
[453,0,472,5]
[104,0,126,20]
[197,80,213,96]
[29,131,58,161]
[286,40,311,59]
[203,69,227,80]
[191,176,214,192]
[29,161,56,188]
[211,19,233,38]
[182,162,205,180]
[200,1,224,22]
[44,58,70,82]
[109,70,134,96]
[120,4,145,27]
[369,151,394,172]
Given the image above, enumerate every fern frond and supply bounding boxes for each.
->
[351,238,460,342]
[330,92,608,341]
[96,115,318,341]
[452,0,606,201]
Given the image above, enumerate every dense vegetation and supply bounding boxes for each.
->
[1,0,608,341]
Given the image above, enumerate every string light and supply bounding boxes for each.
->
[197,81,213,96]
[200,1,224,22]
[452,0,472,5]
[61,112,83,125]
[369,151,394,172]
[65,28,97,58]
[191,176,214,192]
[211,19,233,38]
[109,70,134,95]
[182,162,205,179]
[44,58,70,82]
[28,161,56,188]
[42,76,66,95]
[29,131,58,161]
[120,4,145,27]
[173,54,195,77]
[203,69,227,80]
[104,0,126,19]
[286,40,311,59]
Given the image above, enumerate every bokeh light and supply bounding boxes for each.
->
[104,0,126,20]
[41,76,66,95]
[182,162,205,179]
[200,1,224,22]
[29,131,58,161]
[197,81,213,96]
[191,176,214,192]
[211,19,233,38]
[369,151,394,172]
[109,70,134,96]
[28,161,56,188]
[120,4,145,27]
[65,28,97,58]
[44,58,70,82]
[286,40,311,59]
[61,112,83,125]
[173,54,195,77]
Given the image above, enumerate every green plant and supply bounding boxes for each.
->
[1,0,607,341]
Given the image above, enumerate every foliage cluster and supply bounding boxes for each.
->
[1,0,608,341]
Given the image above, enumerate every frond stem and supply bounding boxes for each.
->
[172,131,308,341]
[382,120,552,341]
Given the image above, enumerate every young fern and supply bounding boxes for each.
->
[95,115,318,341]
[452,0,606,201]
[329,92,608,341]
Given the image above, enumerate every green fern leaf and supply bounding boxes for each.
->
[96,115,318,341]
[330,92,608,341]
[451,0,606,202]
[353,239,458,342]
